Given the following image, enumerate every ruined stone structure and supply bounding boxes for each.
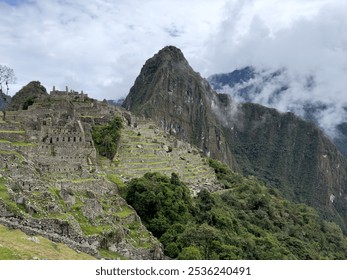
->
[50,85,88,102]
[0,90,166,259]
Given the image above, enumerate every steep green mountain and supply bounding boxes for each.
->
[10,81,48,110]
[123,46,347,232]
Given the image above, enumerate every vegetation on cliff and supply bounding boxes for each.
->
[125,162,347,260]
[92,116,123,160]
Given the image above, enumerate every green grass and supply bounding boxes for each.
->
[98,248,128,260]
[127,222,153,249]
[106,174,127,196]
[12,142,36,147]
[114,206,133,218]
[121,161,167,166]
[0,150,26,162]
[0,224,95,260]
[0,139,35,147]
[57,178,97,184]
[69,196,109,236]
[0,178,27,215]
[0,130,25,134]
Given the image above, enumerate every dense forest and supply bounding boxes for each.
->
[124,159,347,259]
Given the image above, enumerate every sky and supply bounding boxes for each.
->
[0,0,346,126]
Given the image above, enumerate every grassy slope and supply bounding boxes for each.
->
[0,224,95,260]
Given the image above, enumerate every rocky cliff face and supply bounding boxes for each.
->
[123,46,347,232]
[123,46,232,165]
[208,68,347,160]
[227,103,347,227]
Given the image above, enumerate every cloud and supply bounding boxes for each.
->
[1,0,346,139]
[0,0,226,100]
[204,0,347,137]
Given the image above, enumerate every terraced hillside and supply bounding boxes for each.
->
[0,95,164,260]
[101,118,218,194]
[0,118,33,174]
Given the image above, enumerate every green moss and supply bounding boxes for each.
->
[127,222,153,249]
[69,196,109,236]
[114,206,133,218]
[106,174,126,196]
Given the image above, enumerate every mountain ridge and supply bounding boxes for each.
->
[207,67,347,158]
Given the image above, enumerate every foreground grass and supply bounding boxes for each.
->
[0,225,95,260]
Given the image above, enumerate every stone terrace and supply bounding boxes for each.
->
[102,118,218,193]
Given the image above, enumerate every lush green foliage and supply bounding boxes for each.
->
[126,172,192,237]
[126,165,347,260]
[208,158,244,189]
[92,116,123,160]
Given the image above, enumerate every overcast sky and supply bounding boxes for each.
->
[0,0,346,110]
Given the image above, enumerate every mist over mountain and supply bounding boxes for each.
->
[208,67,347,157]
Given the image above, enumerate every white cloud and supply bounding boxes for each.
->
[0,0,226,99]
[1,0,346,139]
[204,0,347,137]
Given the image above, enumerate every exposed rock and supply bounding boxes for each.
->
[27,236,40,243]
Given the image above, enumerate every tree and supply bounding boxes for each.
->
[0,65,16,120]
[177,246,202,260]
[92,116,123,160]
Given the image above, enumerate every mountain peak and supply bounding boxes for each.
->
[123,46,231,163]
[155,45,186,62]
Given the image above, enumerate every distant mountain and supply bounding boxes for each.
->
[10,81,48,111]
[0,91,11,111]
[208,67,347,158]
[107,98,125,106]
[124,46,347,232]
